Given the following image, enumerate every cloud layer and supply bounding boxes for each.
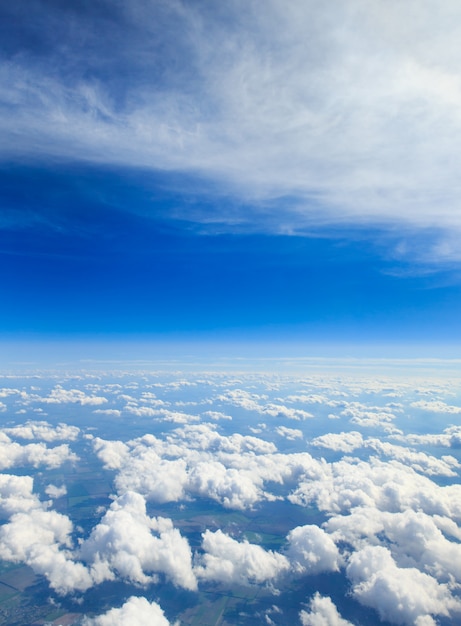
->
[3,1,461,248]
[1,370,461,625]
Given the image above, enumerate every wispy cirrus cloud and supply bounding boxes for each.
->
[3,1,461,251]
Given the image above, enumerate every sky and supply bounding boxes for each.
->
[2,0,461,360]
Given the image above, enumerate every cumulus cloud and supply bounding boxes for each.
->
[410,400,461,414]
[285,525,340,575]
[93,409,122,417]
[341,403,399,432]
[2,421,80,441]
[365,439,459,476]
[201,410,232,421]
[396,425,461,448]
[0,436,78,470]
[82,596,172,626]
[196,529,290,585]
[275,425,303,440]
[300,593,354,626]
[346,545,461,625]
[80,491,197,591]
[311,431,364,453]
[40,385,107,406]
[327,507,461,583]
[45,484,67,499]
[0,508,92,594]
[289,456,461,520]
[0,474,40,515]
[188,460,264,510]
[0,475,91,594]
[217,390,313,420]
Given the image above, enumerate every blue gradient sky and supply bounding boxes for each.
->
[2,1,461,359]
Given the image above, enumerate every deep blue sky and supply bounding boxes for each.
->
[2,1,461,359]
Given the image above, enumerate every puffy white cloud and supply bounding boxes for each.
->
[0,478,92,595]
[80,491,197,591]
[395,425,461,448]
[40,385,107,406]
[93,409,122,417]
[285,525,340,575]
[188,461,264,510]
[290,457,461,520]
[311,431,363,453]
[0,474,39,515]
[410,400,461,414]
[156,410,200,424]
[300,593,354,626]
[45,484,67,499]
[285,395,341,407]
[275,426,303,440]
[124,404,161,417]
[82,596,172,626]
[365,439,459,476]
[196,529,290,585]
[0,388,21,398]
[0,436,78,470]
[113,448,188,504]
[201,410,232,421]
[216,390,313,420]
[346,545,461,625]
[2,421,80,441]
[341,403,398,432]
[327,506,461,583]
[171,423,277,455]
[92,438,130,470]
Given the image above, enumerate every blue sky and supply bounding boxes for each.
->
[2,0,461,359]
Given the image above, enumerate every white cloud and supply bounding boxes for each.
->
[45,484,67,499]
[113,447,188,504]
[410,400,461,414]
[217,390,313,420]
[201,410,232,421]
[0,436,78,470]
[196,529,290,585]
[40,385,107,406]
[326,505,461,586]
[346,545,461,625]
[365,439,459,476]
[397,425,461,448]
[285,525,340,575]
[0,476,92,595]
[341,403,398,432]
[2,421,80,441]
[80,491,197,591]
[275,426,303,440]
[82,596,172,626]
[92,438,130,470]
[0,507,92,594]
[188,460,264,510]
[0,474,40,515]
[289,457,461,521]
[300,593,354,626]
[6,1,461,254]
[311,431,363,453]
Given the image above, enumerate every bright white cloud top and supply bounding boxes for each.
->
[0,366,460,625]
